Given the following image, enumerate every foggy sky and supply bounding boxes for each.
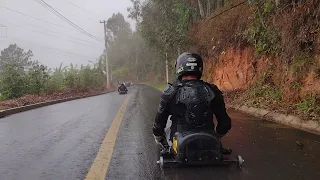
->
[0,0,136,68]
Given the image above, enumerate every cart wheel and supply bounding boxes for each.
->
[236,155,244,167]
[157,156,166,168]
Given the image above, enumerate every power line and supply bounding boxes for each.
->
[34,0,101,41]
[207,0,248,21]
[0,5,65,28]
[0,5,102,40]
[17,26,100,48]
[54,7,99,22]
[58,0,101,17]
[4,36,98,60]
[4,21,103,47]
[0,25,8,37]
[34,0,103,42]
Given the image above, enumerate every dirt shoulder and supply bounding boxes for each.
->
[223,90,320,123]
[0,88,110,111]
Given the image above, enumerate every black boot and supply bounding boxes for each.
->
[221,147,232,155]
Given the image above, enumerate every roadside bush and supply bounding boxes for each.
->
[0,44,107,100]
[247,0,320,60]
[27,61,50,95]
[64,64,78,89]
[0,63,28,99]
[246,0,281,56]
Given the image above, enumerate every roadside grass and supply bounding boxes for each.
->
[296,94,320,114]
[227,85,320,121]
[154,84,166,91]
[144,82,166,91]
[248,84,282,101]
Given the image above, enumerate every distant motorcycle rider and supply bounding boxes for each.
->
[152,52,231,150]
[118,83,127,92]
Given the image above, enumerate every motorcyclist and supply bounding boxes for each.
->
[152,52,231,151]
[118,83,127,92]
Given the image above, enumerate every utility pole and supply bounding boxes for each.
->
[100,20,110,89]
[110,65,113,81]
[0,25,7,38]
[135,45,139,82]
[165,52,169,84]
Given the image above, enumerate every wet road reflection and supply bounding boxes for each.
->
[107,85,320,180]
[0,85,319,180]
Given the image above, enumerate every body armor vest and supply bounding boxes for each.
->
[175,81,215,128]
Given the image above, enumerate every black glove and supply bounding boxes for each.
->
[153,134,169,151]
[215,126,226,138]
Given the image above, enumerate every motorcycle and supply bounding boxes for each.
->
[118,88,128,94]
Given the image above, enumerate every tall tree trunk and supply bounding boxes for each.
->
[212,0,217,12]
[217,0,224,8]
[206,0,211,17]
[198,0,205,18]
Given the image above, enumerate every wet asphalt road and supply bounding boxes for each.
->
[0,85,320,180]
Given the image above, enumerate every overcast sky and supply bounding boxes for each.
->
[0,0,136,68]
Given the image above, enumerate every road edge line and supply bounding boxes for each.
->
[85,95,131,180]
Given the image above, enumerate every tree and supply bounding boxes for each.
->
[127,0,232,64]
[127,0,142,22]
[0,44,33,72]
[198,0,205,18]
[93,12,167,82]
[142,1,192,52]
[106,13,132,43]
[0,44,33,99]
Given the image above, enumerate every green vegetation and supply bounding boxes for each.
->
[249,84,282,101]
[291,82,302,90]
[247,0,320,59]
[296,94,319,113]
[0,44,106,100]
[290,55,315,77]
[155,84,166,91]
[104,13,165,83]
[143,82,166,91]
[127,0,232,77]
[1,0,320,116]
[246,0,280,56]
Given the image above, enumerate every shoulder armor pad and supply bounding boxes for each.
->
[213,85,223,95]
[162,84,175,95]
[205,83,223,95]
[177,82,183,87]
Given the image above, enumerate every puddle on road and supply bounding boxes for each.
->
[227,110,294,130]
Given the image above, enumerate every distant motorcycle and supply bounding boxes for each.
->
[118,89,127,94]
[118,86,128,95]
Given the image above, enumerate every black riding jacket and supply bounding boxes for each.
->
[152,80,231,137]
[118,84,127,92]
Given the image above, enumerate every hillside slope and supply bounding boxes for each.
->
[190,0,320,120]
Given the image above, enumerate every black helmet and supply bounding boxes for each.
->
[175,52,203,80]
